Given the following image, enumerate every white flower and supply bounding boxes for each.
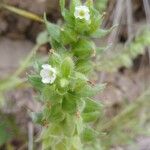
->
[40,64,56,84]
[74,5,90,21]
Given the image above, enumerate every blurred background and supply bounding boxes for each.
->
[0,0,150,150]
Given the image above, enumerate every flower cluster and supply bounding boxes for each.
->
[29,0,106,150]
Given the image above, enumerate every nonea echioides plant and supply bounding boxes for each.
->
[29,0,107,149]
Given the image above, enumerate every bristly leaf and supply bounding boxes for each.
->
[81,127,98,142]
[47,104,65,123]
[36,31,49,45]
[73,40,95,59]
[42,85,62,104]
[60,26,78,45]
[44,13,61,43]
[28,75,44,91]
[62,93,78,114]
[84,98,103,113]
[61,114,76,136]
[82,111,100,122]
[91,25,118,38]
[76,60,93,74]
[48,52,61,67]
[61,57,74,78]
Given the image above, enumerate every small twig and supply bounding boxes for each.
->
[126,0,133,42]
[107,0,124,46]
[143,0,150,65]
[0,3,44,23]
[13,44,40,77]
[28,122,34,150]
[18,143,28,150]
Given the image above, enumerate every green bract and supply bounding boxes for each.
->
[29,0,106,149]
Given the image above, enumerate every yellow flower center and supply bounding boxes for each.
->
[49,71,54,77]
[79,10,85,17]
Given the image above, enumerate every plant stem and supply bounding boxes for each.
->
[0,45,40,94]
[13,44,40,77]
[0,3,44,23]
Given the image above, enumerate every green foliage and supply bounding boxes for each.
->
[36,31,49,45]
[29,0,106,149]
[96,27,150,72]
[61,57,74,78]
[94,0,107,13]
[99,87,150,149]
[0,113,20,146]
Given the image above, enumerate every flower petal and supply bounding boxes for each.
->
[42,64,52,70]
[74,5,90,21]
[41,77,51,84]
[40,69,49,78]
[85,13,90,21]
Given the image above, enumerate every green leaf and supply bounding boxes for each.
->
[47,124,63,136]
[73,40,95,59]
[86,0,94,7]
[89,8,101,34]
[57,78,69,95]
[84,98,102,113]
[55,139,67,150]
[42,137,54,150]
[42,85,62,104]
[44,14,61,43]
[62,93,78,114]
[36,31,49,45]
[73,79,87,92]
[48,52,61,67]
[30,112,43,124]
[81,127,97,142]
[82,111,100,123]
[61,27,78,45]
[75,83,105,98]
[75,72,88,81]
[76,59,93,74]
[61,57,74,78]
[48,104,65,123]
[96,45,111,54]
[91,29,109,38]
[75,84,92,97]
[28,75,43,91]
[75,20,90,33]
[63,9,75,26]
[41,125,63,149]
[0,114,19,146]
[60,78,69,88]
[76,117,84,135]
[91,25,118,38]
[71,136,83,150]
[77,99,86,113]
[61,114,76,136]
[32,56,44,73]
[82,98,103,123]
